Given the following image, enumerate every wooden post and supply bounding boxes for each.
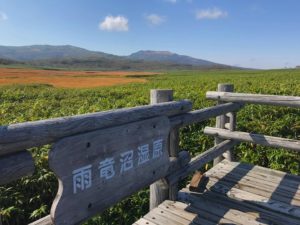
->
[168,128,179,200]
[225,111,236,161]
[150,90,173,104]
[150,89,173,210]
[213,83,234,165]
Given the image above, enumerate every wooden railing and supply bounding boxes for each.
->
[0,83,299,225]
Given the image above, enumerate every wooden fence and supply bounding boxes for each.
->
[0,83,299,225]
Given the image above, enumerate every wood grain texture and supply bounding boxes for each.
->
[179,190,300,225]
[150,89,173,104]
[149,89,173,210]
[169,102,243,128]
[49,116,171,225]
[204,160,300,223]
[206,161,300,207]
[204,127,300,152]
[133,218,157,225]
[179,190,272,225]
[135,160,300,225]
[29,151,191,225]
[206,91,300,107]
[169,104,180,201]
[0,150,34,185]
[166,140,237,185]
[213,84,233,165]
[168,128,179,201]
[223,111,236,161]
[0,100,192,156]
[167,151,191,174]
[220,159,300,182]
[28,215,53,225]
[149,180,169,212]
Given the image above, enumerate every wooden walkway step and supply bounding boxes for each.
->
[135,160,300,225]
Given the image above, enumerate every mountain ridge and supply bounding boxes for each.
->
[128,50,222,67]
[0,45,235,70]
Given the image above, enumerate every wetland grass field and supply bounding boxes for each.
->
[1,68,300,224]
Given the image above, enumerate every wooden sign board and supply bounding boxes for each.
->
[49,116,170,225]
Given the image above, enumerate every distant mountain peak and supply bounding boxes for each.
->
[134,50,175,56]
[128,50,224,67]
[0,44,114,61]
[0,44,233,70]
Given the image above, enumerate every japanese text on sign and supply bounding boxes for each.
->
[72,139,163,194]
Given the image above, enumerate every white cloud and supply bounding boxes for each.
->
[99,15,128,32]
[196,8,228,20]
[0,12,8,21]
[145,14,165,26]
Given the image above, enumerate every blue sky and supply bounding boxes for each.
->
[0,0,300,69]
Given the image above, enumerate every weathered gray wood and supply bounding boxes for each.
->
[206,167,300,206]
[214,83,233,165]
[167,151,191,176]
[210,160,300,190]
[150,89,173,210]
[29,152,191,225]
[0,150,35,185]
[149,180,169,212]
[159,201,223,225]
[134,218,157,225]
[207,161,300,202]
[28,215,53,225]
[166,140,237,185]
[144,207,191,225]
[150,89,173,104]
[209,161,300,191]
[0,100,192,156]
[224,122,230,129]
[167,92,180,200]
[0,101,243,158]
[204,127,300,152]
[170,102,243,128]
[49,116,171,225]
[221,159,300,182]
[178,190,260,225]
[209,180,300,219]
[207,172,300,206]
[169,129,179,159]
[169,128,179,201]
[206,91,300,108]
[135,156,300,224]
[208,191,300,225]
[224,111,236,161]
[203,161,300,221]
[179,189,284,225]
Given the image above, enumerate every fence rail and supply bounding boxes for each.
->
[0,100,192,156]
[207,91,300,108]
[204,127,300,152]
[166,140,237,185]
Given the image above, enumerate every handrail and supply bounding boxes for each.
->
[206,91,300,108]
[169,102,242,128]
[204,127,300,152]
[0,100,242,191]
[0,100,192,156]
[166,140,237,185]
[0,101,243,157]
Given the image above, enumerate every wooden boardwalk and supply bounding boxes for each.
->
[135,160,300,225]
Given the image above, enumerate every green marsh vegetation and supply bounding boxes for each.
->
[0,69,300,224]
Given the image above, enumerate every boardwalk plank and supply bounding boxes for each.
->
[134,161,300,225]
